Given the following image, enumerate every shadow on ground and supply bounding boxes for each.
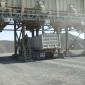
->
[0,56,55,64]
[0,56,60,64]
[0,54,65,64]
[0,56,24,64]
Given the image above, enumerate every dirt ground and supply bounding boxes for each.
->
[0,54,85,85]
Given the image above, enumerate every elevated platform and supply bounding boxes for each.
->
[0,10,85,30]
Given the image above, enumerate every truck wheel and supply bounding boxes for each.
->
[45,52,54,59]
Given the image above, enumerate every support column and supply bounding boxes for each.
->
[42,26,44,35]
[14,20,17,55]
[64,27,71,57]
[36,29,39,36]
[21,25,27,61]
[32,30,34,37]
[57,28,64,58]
[83,28,85,54]
[65,28,68,55]
[82,27,85,55]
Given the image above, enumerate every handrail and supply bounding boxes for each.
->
[0,10,85,22]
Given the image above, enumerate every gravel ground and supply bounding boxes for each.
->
[0,55,85,85]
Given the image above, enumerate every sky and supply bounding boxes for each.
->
[0,25,51,41]
[0,25,55,41]
[0,25,84,41]
[0,25,14,41]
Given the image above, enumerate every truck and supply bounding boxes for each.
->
[28,33,61,60]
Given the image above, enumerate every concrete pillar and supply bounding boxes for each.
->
[64,26,71,57]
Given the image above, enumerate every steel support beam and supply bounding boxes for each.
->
[14,20,17,55]
[65,28,68,54]
[32,30,34,37]
[21,25,27,61]
[42,26,44,35]
[36,29,39,36]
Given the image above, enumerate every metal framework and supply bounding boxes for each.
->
[0,7,85,60]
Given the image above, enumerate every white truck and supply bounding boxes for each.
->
[29,33,61,59]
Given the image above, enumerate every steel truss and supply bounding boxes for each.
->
[13,20,33,61]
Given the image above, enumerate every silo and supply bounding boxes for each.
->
[25,0,35,8]
[0,0,84,12]
[0,0,56,12]
[0,0,21,8]
[51,0,84,32]
[6,0,21,8]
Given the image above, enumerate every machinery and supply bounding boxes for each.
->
[18,33,61,60]
[0,0,85,61]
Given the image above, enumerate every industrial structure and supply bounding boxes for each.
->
[0,0,85,61]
